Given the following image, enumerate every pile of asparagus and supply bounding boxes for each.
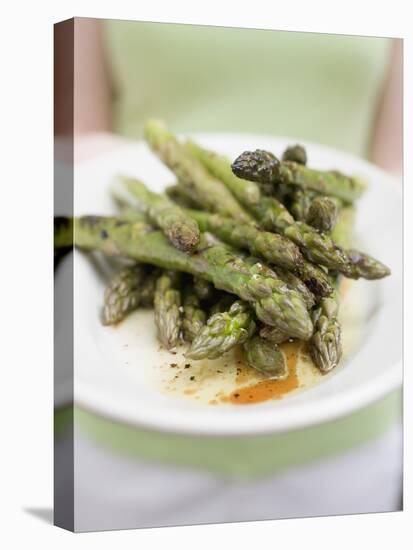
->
[55,120,390,379]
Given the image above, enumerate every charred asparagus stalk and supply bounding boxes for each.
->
[243,335,288,379]
[232,149,366,203]
[208,293,236,316]
[296,261,332,299]
[331,206,356,249]
[115,207,148,223]
[192,277,214,301]
[259,325,290,345]
[185,140,262,206]
[282,144,308,165]
[244,256,330,304]
[115,195,331,297]
[331,206,391,279]
[154,271,182,350]
[144,120,252,222]
[345,250,391,280]
[187,209,303,271]
[309,289,342,373]
[112,177,200,252]
[114,182,303,272]
[74,216,313,338]
[284,221,390,279]
[186,300,255,359]
[281,220,347,269]
[289,189,313,221]
[165,183,201,209]
[306,196,339,233]
[102,264,155,325]
[307,206,351,372]
[182,286,207,342]
[139,273,158,306]
[186,142,352,273]
[270,266,316,309]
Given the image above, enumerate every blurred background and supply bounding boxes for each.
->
[54,18,403,174]
[54,18,403,531]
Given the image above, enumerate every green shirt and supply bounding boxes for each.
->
[104,21,391,157]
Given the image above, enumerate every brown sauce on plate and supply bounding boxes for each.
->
[221,341,301,405]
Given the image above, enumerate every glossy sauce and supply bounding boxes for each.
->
[155,279,363,406]
[221,341,301,404]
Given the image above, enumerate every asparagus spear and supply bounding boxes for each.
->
[182,287,207,342]
[209,293,236,316]
[281,219,389,280]
[165,183,201,209]
[289,189,313,221]
[139,274,158,306]
[115,207,148,223]
[331,207,391,279]
[115,183,304,272]
[115,181,304,276]
[182,141,350,273]
[154,271,182,350]
[345,249,391,280]
[74,216,314,338]
[244,256,329,304]
[282,144,308,165]
[244,335,288,379]
[102,264,154,325]
[281,219,350,271]
[309,290,342,373]
[112,177,200,253]
[144,120,252,222]
[122,179,331,292]
[306,196,338,233]
[259,325,290,345]
[285,220,388,280]
[269,266,316,309]
[185,140,262,206]
[331,206,355,249]
[117,182,387,281]
[192,277,214,301]
[244,256,330,307]
[259,172,313,223]
[115,189,319,288]
[187,209,303,271]
[309,212,344,374]
[296,261,332,298]
[232,149,365,203]
[186,300,255,360]
[194,159,351,271]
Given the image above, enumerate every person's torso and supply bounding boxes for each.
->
[104,21,391,157]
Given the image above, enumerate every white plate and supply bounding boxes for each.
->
[69,133,402,436]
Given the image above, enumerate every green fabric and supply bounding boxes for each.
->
[103,21,391,157]
[66,390,401,477]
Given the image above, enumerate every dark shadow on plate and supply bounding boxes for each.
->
[24,507,53,524]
